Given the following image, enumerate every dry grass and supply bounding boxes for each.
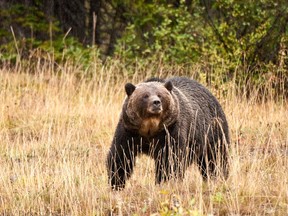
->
[0,61,287,215]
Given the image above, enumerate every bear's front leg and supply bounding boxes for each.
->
[154,134,187,184]
[154,148,170,184]
[155,153,187,183]
[154,145,180,184]
[107,135,137,190]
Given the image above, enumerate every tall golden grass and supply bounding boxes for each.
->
[0,60,287,215]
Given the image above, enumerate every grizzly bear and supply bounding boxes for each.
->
[107,77,229,190]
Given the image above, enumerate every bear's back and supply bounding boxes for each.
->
[168,77,224,116]
[168,77,217,106]
[168,77,229,142]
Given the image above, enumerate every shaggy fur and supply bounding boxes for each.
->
[107,77,230,190]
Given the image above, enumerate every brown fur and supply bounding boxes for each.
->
[139,117,162,137]
[107,77,230,190]
[123,82,178,137]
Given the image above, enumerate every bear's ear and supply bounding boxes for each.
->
[164,81,173,92]
[125,83,136,96]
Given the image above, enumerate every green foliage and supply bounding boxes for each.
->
[115,1,205,64]
[208,0,288,95]
[0,3,99,66]
[0,4,56,61]
[37,37,99,67]
[116,0,287,68]
[210,0,287,62]
[114,0,288,97]
[0,1,287,97]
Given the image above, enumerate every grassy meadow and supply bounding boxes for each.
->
[0,60,287,215]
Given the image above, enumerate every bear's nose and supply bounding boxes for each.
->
[153,99,161,107]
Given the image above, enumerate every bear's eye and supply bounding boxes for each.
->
[157,94,162,99]
[143,94,149,99]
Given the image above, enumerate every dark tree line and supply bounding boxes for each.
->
[0,0,127,57]
[0,0,287,68]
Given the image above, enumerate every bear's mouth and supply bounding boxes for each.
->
[147,107,163,115]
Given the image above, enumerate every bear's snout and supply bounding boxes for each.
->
[152,98,161,107]
[148,96,162,114]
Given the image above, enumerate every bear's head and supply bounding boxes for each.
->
[122,81,178,137]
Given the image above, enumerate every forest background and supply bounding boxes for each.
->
[0,0,287,95]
